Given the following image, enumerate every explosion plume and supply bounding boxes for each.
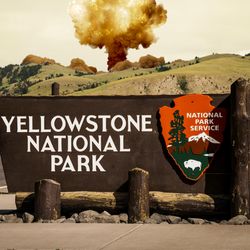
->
[69,0,167,70]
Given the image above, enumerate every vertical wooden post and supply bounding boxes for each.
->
[34,179,61,221]
[128,168,149,223]
[51,82,60,96]
[231,78,250,217]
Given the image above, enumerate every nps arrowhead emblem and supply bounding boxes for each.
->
[159,94,227,181]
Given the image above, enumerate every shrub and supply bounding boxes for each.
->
[0,86,7,92]
[9,68,19,84]
[195,56,200,64]
[1,64,17,77]
[75,70,92,77]
[0,64,17,83]
[1,88,10,96]
[78,80,109,91]
[156,65,171,72]
[177,75,188,92]
[19,65,42,81]
[14,82,28,95]
[56,73,64,78]
[9,65,42,83]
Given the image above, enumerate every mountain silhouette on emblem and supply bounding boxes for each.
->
[168,132,220,155]
[188,132,220,144]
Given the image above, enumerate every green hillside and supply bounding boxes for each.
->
[0,53,249,96]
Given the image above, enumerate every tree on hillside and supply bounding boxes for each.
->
[195,56,200,64]
[168,110,188,152]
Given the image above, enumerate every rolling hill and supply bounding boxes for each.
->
[0,53,250,96]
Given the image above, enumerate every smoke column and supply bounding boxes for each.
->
[69,0,167,70]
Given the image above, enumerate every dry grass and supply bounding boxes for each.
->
[72,55,250,96]
[27,76,94,96]
[2,53,250,96]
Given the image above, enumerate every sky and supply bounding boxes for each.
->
[0,0,249,71]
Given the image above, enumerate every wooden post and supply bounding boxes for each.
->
[51,82,60,96]
[231,78,250,217]
[128,168,149,223]
[34,179,61,221]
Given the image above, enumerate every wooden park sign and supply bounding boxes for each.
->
[0,95,230,193]
[159,95,227,181]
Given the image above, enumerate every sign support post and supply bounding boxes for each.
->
[34,179,61,221]
[231,78,250,217]
[128,168,149,223]
[51,82,60,96]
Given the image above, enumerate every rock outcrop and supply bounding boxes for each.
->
[22,55,56,65]
[69,58,96,74]
[111,55,165,72]
[111,60,139,72]
[139,55,165,68]
[88,66,98,74]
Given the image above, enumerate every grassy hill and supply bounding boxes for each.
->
[0,53,250,96]
[72,54,250,96]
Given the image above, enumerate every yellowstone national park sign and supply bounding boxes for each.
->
[0,95,229,193]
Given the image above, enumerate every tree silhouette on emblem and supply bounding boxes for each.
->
[168,110,188,152]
